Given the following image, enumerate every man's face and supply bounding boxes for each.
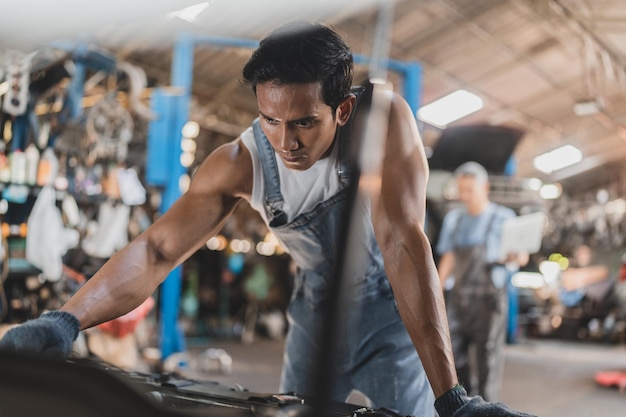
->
[256,81,350,171]
[457,175,489,208]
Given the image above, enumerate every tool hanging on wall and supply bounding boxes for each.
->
[2,51,33,117]
[85,95,134,163]
[117,61,156,121]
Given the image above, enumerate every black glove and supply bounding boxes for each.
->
[435,386,537,417]
[0,311,80,359]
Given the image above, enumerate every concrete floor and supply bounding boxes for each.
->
[177,337,626,417]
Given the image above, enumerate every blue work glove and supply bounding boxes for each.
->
[0,311,80,359]
[435,386,537,417]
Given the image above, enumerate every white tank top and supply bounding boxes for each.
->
[240,126,342,224]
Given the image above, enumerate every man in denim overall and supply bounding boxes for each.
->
[1,22,535,417]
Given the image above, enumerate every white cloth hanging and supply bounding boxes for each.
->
[82,201,130,259]
[26,186,79,281]
[116,168,146,206]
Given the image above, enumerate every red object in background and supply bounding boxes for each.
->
[97,296,155,338]
[595,371,626,392]
[619,264,626,283]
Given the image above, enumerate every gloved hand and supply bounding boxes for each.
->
[0,311,80,359]
[435,386,538,417]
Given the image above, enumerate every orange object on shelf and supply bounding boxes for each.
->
[1,223,27,238]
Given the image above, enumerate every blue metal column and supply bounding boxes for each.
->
[159,33,195,359]
[156,34,259,360]
[504,156,517,177]
[504,156,519,344]
[402,61,422,118]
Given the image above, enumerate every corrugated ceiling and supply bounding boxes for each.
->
[2,0,626,192]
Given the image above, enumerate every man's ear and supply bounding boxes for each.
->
[336,94,356,126]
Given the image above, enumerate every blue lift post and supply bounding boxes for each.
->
[153,34,423,360]
[145,35,197,360]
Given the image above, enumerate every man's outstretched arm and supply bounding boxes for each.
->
[0,139,253,356]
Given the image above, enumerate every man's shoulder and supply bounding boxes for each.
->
[490,202,516,219]
[191,136,254,199]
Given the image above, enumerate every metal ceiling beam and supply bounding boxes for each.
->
[436,0,572,96]
[522,0,626,88]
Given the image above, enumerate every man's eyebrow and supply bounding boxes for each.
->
[291,115,318,123]
[259,112,319,123]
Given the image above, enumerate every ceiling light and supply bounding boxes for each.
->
[181,138,197,153]
[573,98,604,116]
[539,183,562,200]
[168,2,211,23]
[417,89,484,128]
[179,174,191,193]
[180,153,195,168]
[182,121,200,138]
[525,177,543,191]
[533,144,582,174]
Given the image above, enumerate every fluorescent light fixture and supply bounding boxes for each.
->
[417,89,484,128]
[168,2,210,23]
[573,98,603,116]
[525,177,543,191]
[533,144,582,174]
[539,183,562,200]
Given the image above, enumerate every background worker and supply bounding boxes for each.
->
[437,161,528,401]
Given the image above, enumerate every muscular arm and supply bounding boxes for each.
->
[371,92,457,398]
[560,265,609,291]
[62,140,253,329]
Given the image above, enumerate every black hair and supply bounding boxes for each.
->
[242,21,353,112]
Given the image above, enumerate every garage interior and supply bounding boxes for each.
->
[1,1,626,417]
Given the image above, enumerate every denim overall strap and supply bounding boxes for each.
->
[255,90,435,415]
[450,207,501,302]
[252,118,288,227]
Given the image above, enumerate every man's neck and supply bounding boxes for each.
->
[467,200,490,216]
